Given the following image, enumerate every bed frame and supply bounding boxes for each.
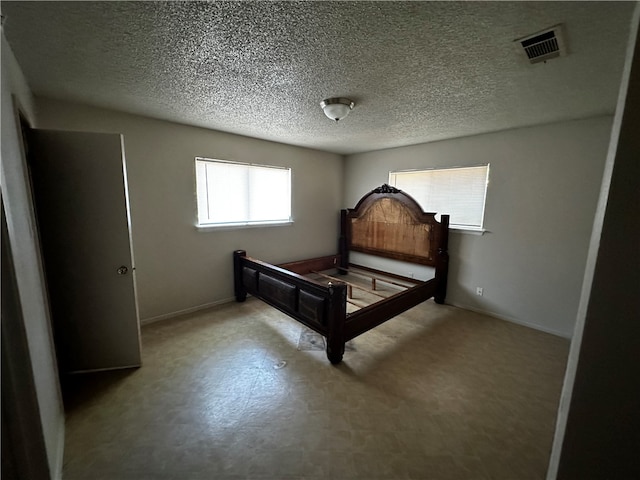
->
[233,184,449,364]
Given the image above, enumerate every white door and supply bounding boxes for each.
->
[28,129,141,373]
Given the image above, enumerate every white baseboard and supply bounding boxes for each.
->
[140,297,236,325]
[447,301,573,339]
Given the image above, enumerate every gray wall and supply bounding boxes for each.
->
[0,35,65,478]
[549,6,640,478]
[35,98,344,322]
[344,117,612,337]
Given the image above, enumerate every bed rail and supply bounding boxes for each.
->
[344,278,438,341]
[233,250,348,363]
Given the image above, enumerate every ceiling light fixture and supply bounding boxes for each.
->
[320,97,355,122]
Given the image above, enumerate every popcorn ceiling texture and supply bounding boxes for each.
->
[2,1,634,154]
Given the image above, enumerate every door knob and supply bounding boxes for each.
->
[117,266,128,275]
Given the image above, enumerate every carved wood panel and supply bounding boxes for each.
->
[350,198,432,261]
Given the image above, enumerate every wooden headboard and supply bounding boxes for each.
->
[340,184,449,267]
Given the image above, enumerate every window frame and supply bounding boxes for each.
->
[195,157,293,230]
[389,164,490,233]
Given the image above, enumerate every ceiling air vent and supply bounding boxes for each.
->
[515,25,566,64]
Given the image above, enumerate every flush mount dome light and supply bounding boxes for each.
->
[320,97,355,122]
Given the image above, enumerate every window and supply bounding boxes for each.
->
[389,165,489,230]
[196,158,291,227]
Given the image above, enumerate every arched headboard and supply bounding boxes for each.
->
[341,184,449,267]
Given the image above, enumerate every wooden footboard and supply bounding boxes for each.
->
[233,250,348,363]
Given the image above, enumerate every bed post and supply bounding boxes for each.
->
[326,282,347,364]
[338,209,349,274]
[434,215,449,304]
[233,250,247,302]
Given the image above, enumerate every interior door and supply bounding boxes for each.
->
[28,129,141,373]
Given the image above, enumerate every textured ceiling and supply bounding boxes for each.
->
[1,1,635,154]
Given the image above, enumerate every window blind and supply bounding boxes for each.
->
[196,158,291,226]
[390,165,489,229]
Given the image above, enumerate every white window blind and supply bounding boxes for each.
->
[389,165,489,230]
[196,158,291,227]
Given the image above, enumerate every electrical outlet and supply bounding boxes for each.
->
[476,287,483,296]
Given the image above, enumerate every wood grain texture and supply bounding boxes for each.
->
[350,198,432,262]
[345,186,448,267]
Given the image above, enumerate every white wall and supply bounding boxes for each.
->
[344,117,612,337]
[1,35,65,478]
[35,98,344,322]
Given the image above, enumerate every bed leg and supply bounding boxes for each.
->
[326,281,347,364]
[326,344,344,364]
[233,250,247,303]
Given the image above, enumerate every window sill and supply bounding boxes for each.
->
[196,220,294,232]
[450,227,487,236]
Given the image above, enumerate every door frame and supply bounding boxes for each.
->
[1,102,55,480]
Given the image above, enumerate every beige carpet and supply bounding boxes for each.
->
[61,297,569,480]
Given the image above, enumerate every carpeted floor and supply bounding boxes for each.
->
[61,297,569,479]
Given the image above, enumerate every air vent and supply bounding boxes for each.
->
[515,25,567,64]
